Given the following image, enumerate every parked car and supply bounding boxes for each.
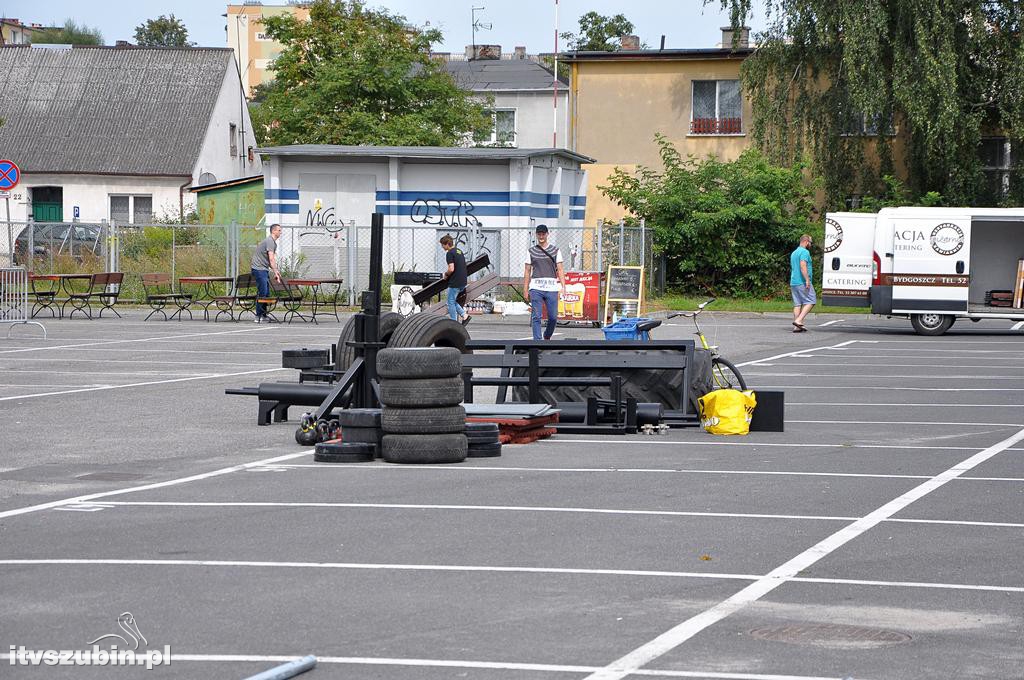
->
[13,223,103,265]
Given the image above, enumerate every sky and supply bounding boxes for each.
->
[2,0,765,52]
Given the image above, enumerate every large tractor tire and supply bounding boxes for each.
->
[387,313,471,353]
[335,311,403,372]
[512,348,714,413]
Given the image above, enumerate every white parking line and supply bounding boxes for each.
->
[0,653,859,680]
[0,367,288,402]
[0,326,272,355]
[789,420,1024,427]
[817,320,842,327]
[100,501,1024,528]
[0,559,1019,594]
[1012,321,1024,331]
[736,340,858,367]
[581,426,1024,680]
[789,402,1023,408]
[0,450,313,520]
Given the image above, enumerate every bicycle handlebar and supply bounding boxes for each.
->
[667,298,716,319]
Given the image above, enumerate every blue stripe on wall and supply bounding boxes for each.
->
[570,196,587,206]
[374,190,563,205]
[569,210,586,220]
[265,189,300,200]
[373,205,560,218]
[266,202,300,214]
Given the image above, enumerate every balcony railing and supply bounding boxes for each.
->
[689,117,742,135]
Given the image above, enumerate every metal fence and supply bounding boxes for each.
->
[1,267,46,337]
[2,218,653,305]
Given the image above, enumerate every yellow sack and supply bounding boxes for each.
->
[697,389,757,435]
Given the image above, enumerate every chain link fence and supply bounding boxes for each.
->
[3,218,654,305]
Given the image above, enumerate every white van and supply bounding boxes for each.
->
[822,207,1024,335]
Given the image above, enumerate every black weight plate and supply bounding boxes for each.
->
[282,348,330,369]
[314,441,375,463]
[466,433,500,444]
[465,422,499,433]
[336,408,382,428]
[341,426,383,444]
[467,442,502,458]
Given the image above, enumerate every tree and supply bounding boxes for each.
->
[713,1,1024,207]
[601,135,816,297]
[32,19,102,46]
[134,14,193,47]
[250,0,492,147]
[561,12,640,52]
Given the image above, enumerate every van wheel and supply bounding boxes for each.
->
[911,313,954,336]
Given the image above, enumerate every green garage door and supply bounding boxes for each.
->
[33,202,63,222]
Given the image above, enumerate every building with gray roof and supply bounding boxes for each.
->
[0,43,260,227]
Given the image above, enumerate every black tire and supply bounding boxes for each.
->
[340,426,383,444]
[376,347,463,380]
[382,434,468,464]
[388,313,471,353]
[467,442,502,458]
[512,348,713,412]
[335,408,382,428]
[379,376,464,408]
[381,406,466,434]
[335,312,403,372]
[711,358,747,390]
[314,441,375,463]
[467,434,501,445]
[911,313,955,336]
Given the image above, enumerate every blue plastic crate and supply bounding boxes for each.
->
[601,317,653,341]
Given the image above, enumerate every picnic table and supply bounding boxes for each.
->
[179,276,234,321]
[29,274,100,318]
[285,278,344,323]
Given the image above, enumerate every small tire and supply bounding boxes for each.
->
[382,406,465,434]
[379,376,464,408]
[382,434,468,464]
[336,408,382,428]
[466,434,501,445]
[376,347,463,379]
[911,313,955,336]
[465,422,499,434]
[467,442,502,458]
[314,441,376,463]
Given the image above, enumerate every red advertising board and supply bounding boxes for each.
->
[558,271,602,324]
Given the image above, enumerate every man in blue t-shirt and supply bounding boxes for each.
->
[790,234,815,332]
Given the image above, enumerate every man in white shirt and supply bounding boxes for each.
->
[523,224,566,340]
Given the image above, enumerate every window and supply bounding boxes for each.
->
[841,111,895,136]
[109,195,153,224]
[980,137,1013,201]
[474,109,517,146]
[690,80,742,135]
[230,123,239,157]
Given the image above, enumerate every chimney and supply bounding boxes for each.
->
[513,46,526,59]
[115,40,132,48]
[720,26,750,49]
[619,35,640,51]
[465,44,501,60]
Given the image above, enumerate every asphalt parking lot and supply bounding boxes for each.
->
[0,311,1021,679]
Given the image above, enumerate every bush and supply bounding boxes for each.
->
[601,136,818,297]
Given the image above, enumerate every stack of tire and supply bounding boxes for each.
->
[377,346,467,464]
[465,422,502,458]
[313,408,380,463]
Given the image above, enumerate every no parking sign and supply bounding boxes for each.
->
[0,159,20,191]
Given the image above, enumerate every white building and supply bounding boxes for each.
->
[442,46,569,149]
[260,145,592,288]
[0,43,261,239]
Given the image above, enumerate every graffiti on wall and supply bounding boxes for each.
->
[435,228,499,272]
[411,198,481,228]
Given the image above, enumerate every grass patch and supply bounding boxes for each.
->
[647,294,871,315]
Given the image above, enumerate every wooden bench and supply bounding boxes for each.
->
[62,272,124,320]
[141,273,193,321]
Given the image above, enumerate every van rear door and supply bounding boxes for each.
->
[821,212,876,307]
[886,212,971,314]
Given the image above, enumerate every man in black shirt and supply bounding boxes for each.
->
[440,235,470,325]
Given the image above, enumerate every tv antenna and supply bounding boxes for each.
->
[471,6,491,59]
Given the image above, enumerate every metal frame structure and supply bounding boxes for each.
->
[1,267,47,338]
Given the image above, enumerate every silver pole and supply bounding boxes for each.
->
[596,219,603,273]
[4,197,11,267]
[618,219,625,265]
[640,217,646,272]
[171,223,176,282]
[346,219,356,305]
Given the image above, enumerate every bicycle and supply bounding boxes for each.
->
[637,298,747,390]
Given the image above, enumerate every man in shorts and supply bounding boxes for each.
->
[790,233,815,332]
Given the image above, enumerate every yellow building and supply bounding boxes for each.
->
[0,18,48,45]
[226,3,310,98]
[564,29,755,224]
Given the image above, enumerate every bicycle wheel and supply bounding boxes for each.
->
[711,357,747,390]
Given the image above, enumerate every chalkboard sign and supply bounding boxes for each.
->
[607,267,642,301]
[604,265,644,323]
